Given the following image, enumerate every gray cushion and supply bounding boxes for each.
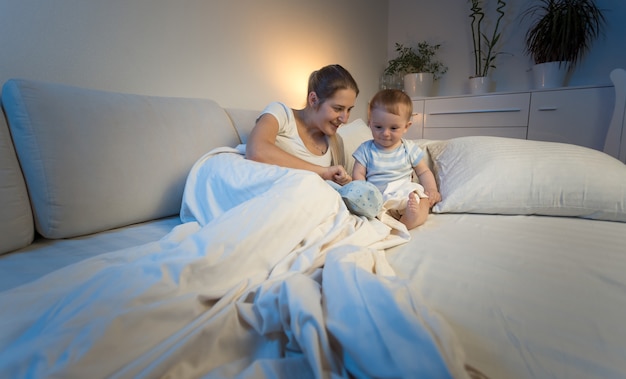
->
[224,108,262,144]
[2,79,241,239]
[0,104,34,254]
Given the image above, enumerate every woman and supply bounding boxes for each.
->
[245,64,358,185]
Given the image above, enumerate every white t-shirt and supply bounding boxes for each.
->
[260,102,331,167]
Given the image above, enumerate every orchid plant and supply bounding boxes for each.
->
[469,0,507,78]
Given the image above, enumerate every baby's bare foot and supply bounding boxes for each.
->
[400,192,422,229]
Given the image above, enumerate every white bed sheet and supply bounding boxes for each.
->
[0,216,182,292]
[386,213,626,379]
[4,143,624,378]
[0,151,470,379]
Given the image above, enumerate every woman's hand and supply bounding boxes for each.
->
[323,165,352,185]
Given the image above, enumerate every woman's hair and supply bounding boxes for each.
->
[307,64,359,103]
[368,89,413,122]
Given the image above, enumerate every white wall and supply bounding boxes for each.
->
[4,0,619,119]
[388,0,626,96]
[0,0,388,120]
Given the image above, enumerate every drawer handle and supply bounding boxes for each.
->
[537,107,557,111]
[429,108,521,115]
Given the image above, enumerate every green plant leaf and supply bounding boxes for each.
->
[384,42,448,80]
[468,0,507,78]
[521,0,606,70]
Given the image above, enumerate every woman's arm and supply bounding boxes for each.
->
[246,114,350,184]
[246,114,315,169]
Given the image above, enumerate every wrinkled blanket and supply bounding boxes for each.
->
[0,148,469,379]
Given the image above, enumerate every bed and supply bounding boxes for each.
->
[0,69,625,379]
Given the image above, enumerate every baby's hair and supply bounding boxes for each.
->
[307,64,359,104]
[368,89,413,122]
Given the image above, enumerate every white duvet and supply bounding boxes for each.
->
[0,148,469,379]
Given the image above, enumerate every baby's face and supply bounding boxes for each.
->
[368,108,411,151]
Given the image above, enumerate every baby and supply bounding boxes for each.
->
[351,89,441,229]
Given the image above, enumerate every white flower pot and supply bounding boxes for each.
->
[403,73,433,98]
[532,62,568,89]
[469,76,491,94]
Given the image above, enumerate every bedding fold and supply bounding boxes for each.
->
[0,149,469,379]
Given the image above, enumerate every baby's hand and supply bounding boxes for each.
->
[424,188,441,207]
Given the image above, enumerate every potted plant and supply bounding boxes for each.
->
[521,0,606,88]
[468,0,507,94]
[383,41,448,98]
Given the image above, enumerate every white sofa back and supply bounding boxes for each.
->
[0,101,34,254]
[0,79,249,243]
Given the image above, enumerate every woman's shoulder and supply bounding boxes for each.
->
[262,101,292,115]
[261,102,294,124]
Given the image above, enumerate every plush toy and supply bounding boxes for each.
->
[327,180,383,219]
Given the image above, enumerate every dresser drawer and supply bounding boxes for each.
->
[424,93,530,128]
[407,99,424,139]
[527,87,613,150]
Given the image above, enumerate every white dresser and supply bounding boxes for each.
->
[409,85,614,152]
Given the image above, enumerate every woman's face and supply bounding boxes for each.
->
[314,89,357,136]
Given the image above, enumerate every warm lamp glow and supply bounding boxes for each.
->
[266,58,335,109]
[278,65,310,109]
[253,16,341,110]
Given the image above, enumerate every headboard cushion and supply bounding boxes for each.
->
[0,103,34,253]
[224,108,261,144]
[2,79,241,239]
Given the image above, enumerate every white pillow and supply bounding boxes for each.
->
[429,136,626,223]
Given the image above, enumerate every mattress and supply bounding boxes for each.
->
[387,213,626,379]
[1,134,625,378]
[0,216,182,292]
